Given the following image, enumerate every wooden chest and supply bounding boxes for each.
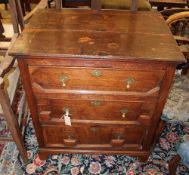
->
[9,9,185,161]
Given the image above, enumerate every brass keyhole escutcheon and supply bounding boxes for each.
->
[91,126,98,132]
[91,100,102,107]
[91,70,102,77]
[60,75,69,87]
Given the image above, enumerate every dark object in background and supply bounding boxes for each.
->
[62,0,91,7]
[0,19,5,39]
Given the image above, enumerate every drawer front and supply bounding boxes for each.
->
[38,98,156,122]
[42,124,147,149]
[29,66,164,93]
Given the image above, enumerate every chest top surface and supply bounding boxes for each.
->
[9,9,185,62]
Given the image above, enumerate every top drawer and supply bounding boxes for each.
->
[29,66,164,93]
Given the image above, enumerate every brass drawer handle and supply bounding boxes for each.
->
[124,77,135,89]
[91,70,102,77]
[59,107,71,121]
[91,100,102,107]
[115,133,122,140]
[111,134,125,147]
[63,134,76,146]
[63,107,70,114]
[59,107,71,118]
[120,108,129,118]
[60,75,69,87]
[63,138,76,146]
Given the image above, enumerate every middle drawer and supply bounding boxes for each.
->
[38,98,156,123]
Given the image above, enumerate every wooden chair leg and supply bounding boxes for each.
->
[5,3,8,10]
[91,0,101,10]
[169,154,181,175]
[25,3,31,12]
[0,12,3,19]
[55,0,61,9]
[0,88,28,164]
[0,19,4,34]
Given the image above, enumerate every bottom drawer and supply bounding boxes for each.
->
[42,124,147,150]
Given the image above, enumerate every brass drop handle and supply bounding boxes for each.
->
[116,134,122,140]
[63,107,70,115]
[91,70,102,77]
[67,134,74,140]
[63,134,76,146]
[111,132,125,147]
[124,77,135,89]
[59,107,71,120]
[60,75,69,87]
[120,108,129,118]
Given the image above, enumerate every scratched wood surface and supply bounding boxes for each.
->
[10,9,186,161]
[9,9,185,62]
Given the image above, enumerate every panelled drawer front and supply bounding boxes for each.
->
[42,124,146,149]
[38,98,156,122]
[29,66,164,93]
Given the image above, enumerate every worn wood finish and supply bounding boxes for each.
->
[9,9,185,160]
[10,9,184,63]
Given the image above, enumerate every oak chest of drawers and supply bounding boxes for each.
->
[9,9,185,161]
